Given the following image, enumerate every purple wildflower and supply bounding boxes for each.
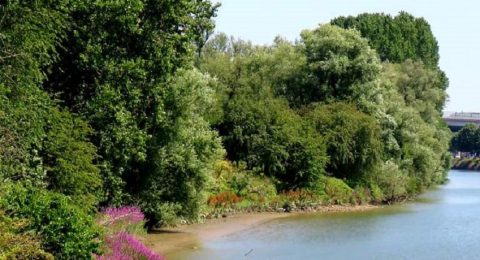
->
[96,232,164,260]
[101,206,145,226]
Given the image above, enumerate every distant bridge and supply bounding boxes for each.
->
[443,112,480,131]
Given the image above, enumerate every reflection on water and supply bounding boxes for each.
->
[173,170,480,260]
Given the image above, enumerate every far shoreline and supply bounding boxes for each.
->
[143,204,379,258]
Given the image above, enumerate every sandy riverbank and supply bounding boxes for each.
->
[143,204,379,258]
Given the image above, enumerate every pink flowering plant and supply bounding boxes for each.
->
[96,206,164,260]
[99,206,146,234]
[96,232,163,260]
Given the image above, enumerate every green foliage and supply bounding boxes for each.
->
[220,94,327,190]
[295,24,381,105]
[138,69,224,224]
[0,85,101,209]
[451,124,480,153]
[42,109,102,208]
[368,184,385,203]
[0,211,53,260]
[38,1,221,224]
[384,60,447,115]
[322,177,354,205]
[0,0,453,243]
[376,60,452,194]
[200,36,328,191]
[371,161,408,201]
[0,184,101,258]
[304,102,383,182]
[208,161,277,205]
[200,18,450,205]
[0,1,101,206]
[331,12,440,68]
[0,1,68,185]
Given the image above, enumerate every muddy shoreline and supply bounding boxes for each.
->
[143,204,379,258]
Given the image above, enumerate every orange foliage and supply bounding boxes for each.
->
[208,191,242,208]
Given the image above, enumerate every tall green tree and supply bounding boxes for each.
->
[0,2,102,257]
[0,1,101,203]
[304,102,383,182]
[281,24,382,107]
[331,12,440,68]
[41,0,221,213]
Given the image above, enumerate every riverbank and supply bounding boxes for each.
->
[452,157,480,171]
[143,204,378,258]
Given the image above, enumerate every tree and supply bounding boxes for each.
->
[331,12,440,68]
[0,1,101,204]
[384,60,447,116]
[0,3,102,257]
[219,93,328,190]
[40,1,220,213]
[295,24,382,105]
[304,102,383,182]
[199,35,328,190]
[377,61,451,192]
[451,124,480,153]
[137,69,224,224]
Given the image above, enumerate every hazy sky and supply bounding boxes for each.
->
[214,0,478,112]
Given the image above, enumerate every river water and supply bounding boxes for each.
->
[175,170,480,259]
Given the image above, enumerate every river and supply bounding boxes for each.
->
[171,170,480,259]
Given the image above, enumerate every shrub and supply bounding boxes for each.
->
[304,102,383,182]
[220,95,328,190]
[0,211,53,260]
[277,189,320,208]
[207,161,278,209]
[351,187,372,205]
[208,191,241,208]
[0,184,100,258]
[369,184,385,203]
[322,177,353,205]
[373,161,408,201]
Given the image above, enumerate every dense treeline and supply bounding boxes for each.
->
[451,124,480,153]
[0,3,451,258]
[199,21,451,202]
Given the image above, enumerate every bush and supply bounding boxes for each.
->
[220,94,328,190]
[207,161,278,210]
[0,211,53,260]
[368,184,385,203]
[351,187,372,205]
[322,177,353,205]
[304,102,383,182]
[370,161,408,202]
[0,184,101,258]
[275,189,320,209]
[208,191,242,208]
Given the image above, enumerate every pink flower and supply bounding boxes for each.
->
[96,232,163,260]
[101,206,145,226]
[96,206,164,260]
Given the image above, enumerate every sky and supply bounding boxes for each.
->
[214,0,479,112]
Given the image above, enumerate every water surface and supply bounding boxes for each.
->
[174,170,480,259]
